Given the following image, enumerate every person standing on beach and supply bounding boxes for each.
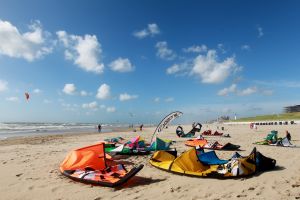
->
[98,124,102,133]
[286,130,291,141]
[140,124,144,131]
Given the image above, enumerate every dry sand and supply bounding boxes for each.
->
[0,124,300,200]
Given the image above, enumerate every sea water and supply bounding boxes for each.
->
[0,122,116,139]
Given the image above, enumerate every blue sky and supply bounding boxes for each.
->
[0,0,300,123]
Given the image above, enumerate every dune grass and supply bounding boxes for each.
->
[233,112,300,122]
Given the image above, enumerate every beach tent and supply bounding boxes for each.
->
[185,138,241,151]
[150,147,276,178]
[60,143,143,187]
[176,123,202,137]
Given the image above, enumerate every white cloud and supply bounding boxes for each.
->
[155,41,176,60]
[241,45,250,50]
[61,103,78,112]
[0,20,53,61]
[238,86,257,96]
[96,83,110,99]
[218,84,237,96]
[166,64,181,75]
[183,45,207,53]
[119,93,138,101]
[217,43,226,54]
[254,80,300,88]
[133,23,160,39]
[106,106,116,113]
[165,97,174,102]
[80,90,88,96]
[62,83,76,95]
[109,58,134,72]
[154,97,160,102]
[6,96,19,102]
[0,80,8,92]
[148,23,160,35]
[82,101,98,110]
[257,26,264,38]
[56,30,104,74]
[33,88,41,94]
[192,50,241,84]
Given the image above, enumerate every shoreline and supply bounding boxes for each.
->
[0,126,136,146]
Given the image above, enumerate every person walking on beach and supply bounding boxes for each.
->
[98,124,102,133]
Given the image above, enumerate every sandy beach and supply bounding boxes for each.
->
[0,124,300,200]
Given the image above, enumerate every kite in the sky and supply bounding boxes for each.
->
[25,92,30,101]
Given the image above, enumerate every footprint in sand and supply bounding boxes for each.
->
[248,187,255,191]
[28,186,34,190]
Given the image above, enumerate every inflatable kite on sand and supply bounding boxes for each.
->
[176,123,202,138]
[185,137,241,151]
[254,130,295,147]
[60,143,143,187]
[150,147,276,178]
[105,136,173,155]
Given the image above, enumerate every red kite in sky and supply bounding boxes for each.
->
[25,92,30,101]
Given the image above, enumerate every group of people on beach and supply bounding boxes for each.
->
[97,123,144,133]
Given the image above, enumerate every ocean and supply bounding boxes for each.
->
[0,122,117,139]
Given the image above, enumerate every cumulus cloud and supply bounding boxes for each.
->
[218,84,237,96]
[257,26,264,38]
[56,30,104,74]
[119,93,138,101]
[183,45,207,53]
[154,97,160,102]
[82,101,98,110]
[241,44,250,50]
[217,43,226,54]
[155,41,176,60]
[165,97,174,102]
[109,58,134,72]
[133,23,160,39]
[106,106,116,113]
[237,86,257,96]
[166,64,181,75]
[0,19,53,61]
[191,50,241,84]
[0,80,8,92]
[33,88,41,94]
[80,90,88,96]
[96,83,110,99]
[62,83,76,95]
[6,97,19,102]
